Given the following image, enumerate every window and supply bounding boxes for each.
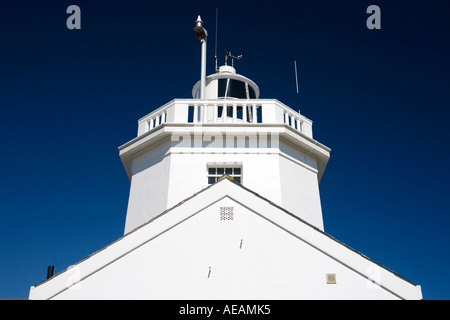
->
[218,79,227,98]
[248,85,256,99]
[227,79,247,99]
[218,78,252,99]
[208,166,242,184]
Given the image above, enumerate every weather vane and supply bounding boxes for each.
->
[224,52,242,68]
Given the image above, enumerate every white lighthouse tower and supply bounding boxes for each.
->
[28,16,422,300]
[121,61,329,235]
[121,15,329,234]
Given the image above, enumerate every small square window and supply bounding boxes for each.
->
[217,168,224,175]
[208,168,216,175]
[225,168,233,175]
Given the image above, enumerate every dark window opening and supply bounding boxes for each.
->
[256,106,262,123]
[218,78,250,99]
[248,86,256,99]
[227,106,233,118]
[218,79,227,98]
[228,79,247,99]
[188,106,194,123]
[237,106,243,120]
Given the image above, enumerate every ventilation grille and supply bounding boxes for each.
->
[326,273,337,284]
[220,207,234,220]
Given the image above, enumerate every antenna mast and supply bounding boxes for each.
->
[215,8,219,72]
[294,60,301,113]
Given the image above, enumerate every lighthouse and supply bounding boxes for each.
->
[120,59,329,234]
[28,16,422,300]
[121,15,329,234]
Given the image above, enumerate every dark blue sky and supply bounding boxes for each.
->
[0,0,449,299]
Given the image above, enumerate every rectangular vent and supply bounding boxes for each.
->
[326,273,337,284]
[220,207,234,220]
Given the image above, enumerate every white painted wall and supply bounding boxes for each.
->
[167,151,283,209]
[42,197,410,299]
[279,155,324,230]
[278,139,324,229]
[124,138,172,234]
[123,131,325,234]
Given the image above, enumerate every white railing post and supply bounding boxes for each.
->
[193,104,198,123]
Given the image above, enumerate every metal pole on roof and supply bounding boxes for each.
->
[193,15,208,99]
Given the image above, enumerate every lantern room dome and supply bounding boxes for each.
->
[192,65,260,99]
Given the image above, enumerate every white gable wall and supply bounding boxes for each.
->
[30,179,421,300]
[44,198,398,299]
